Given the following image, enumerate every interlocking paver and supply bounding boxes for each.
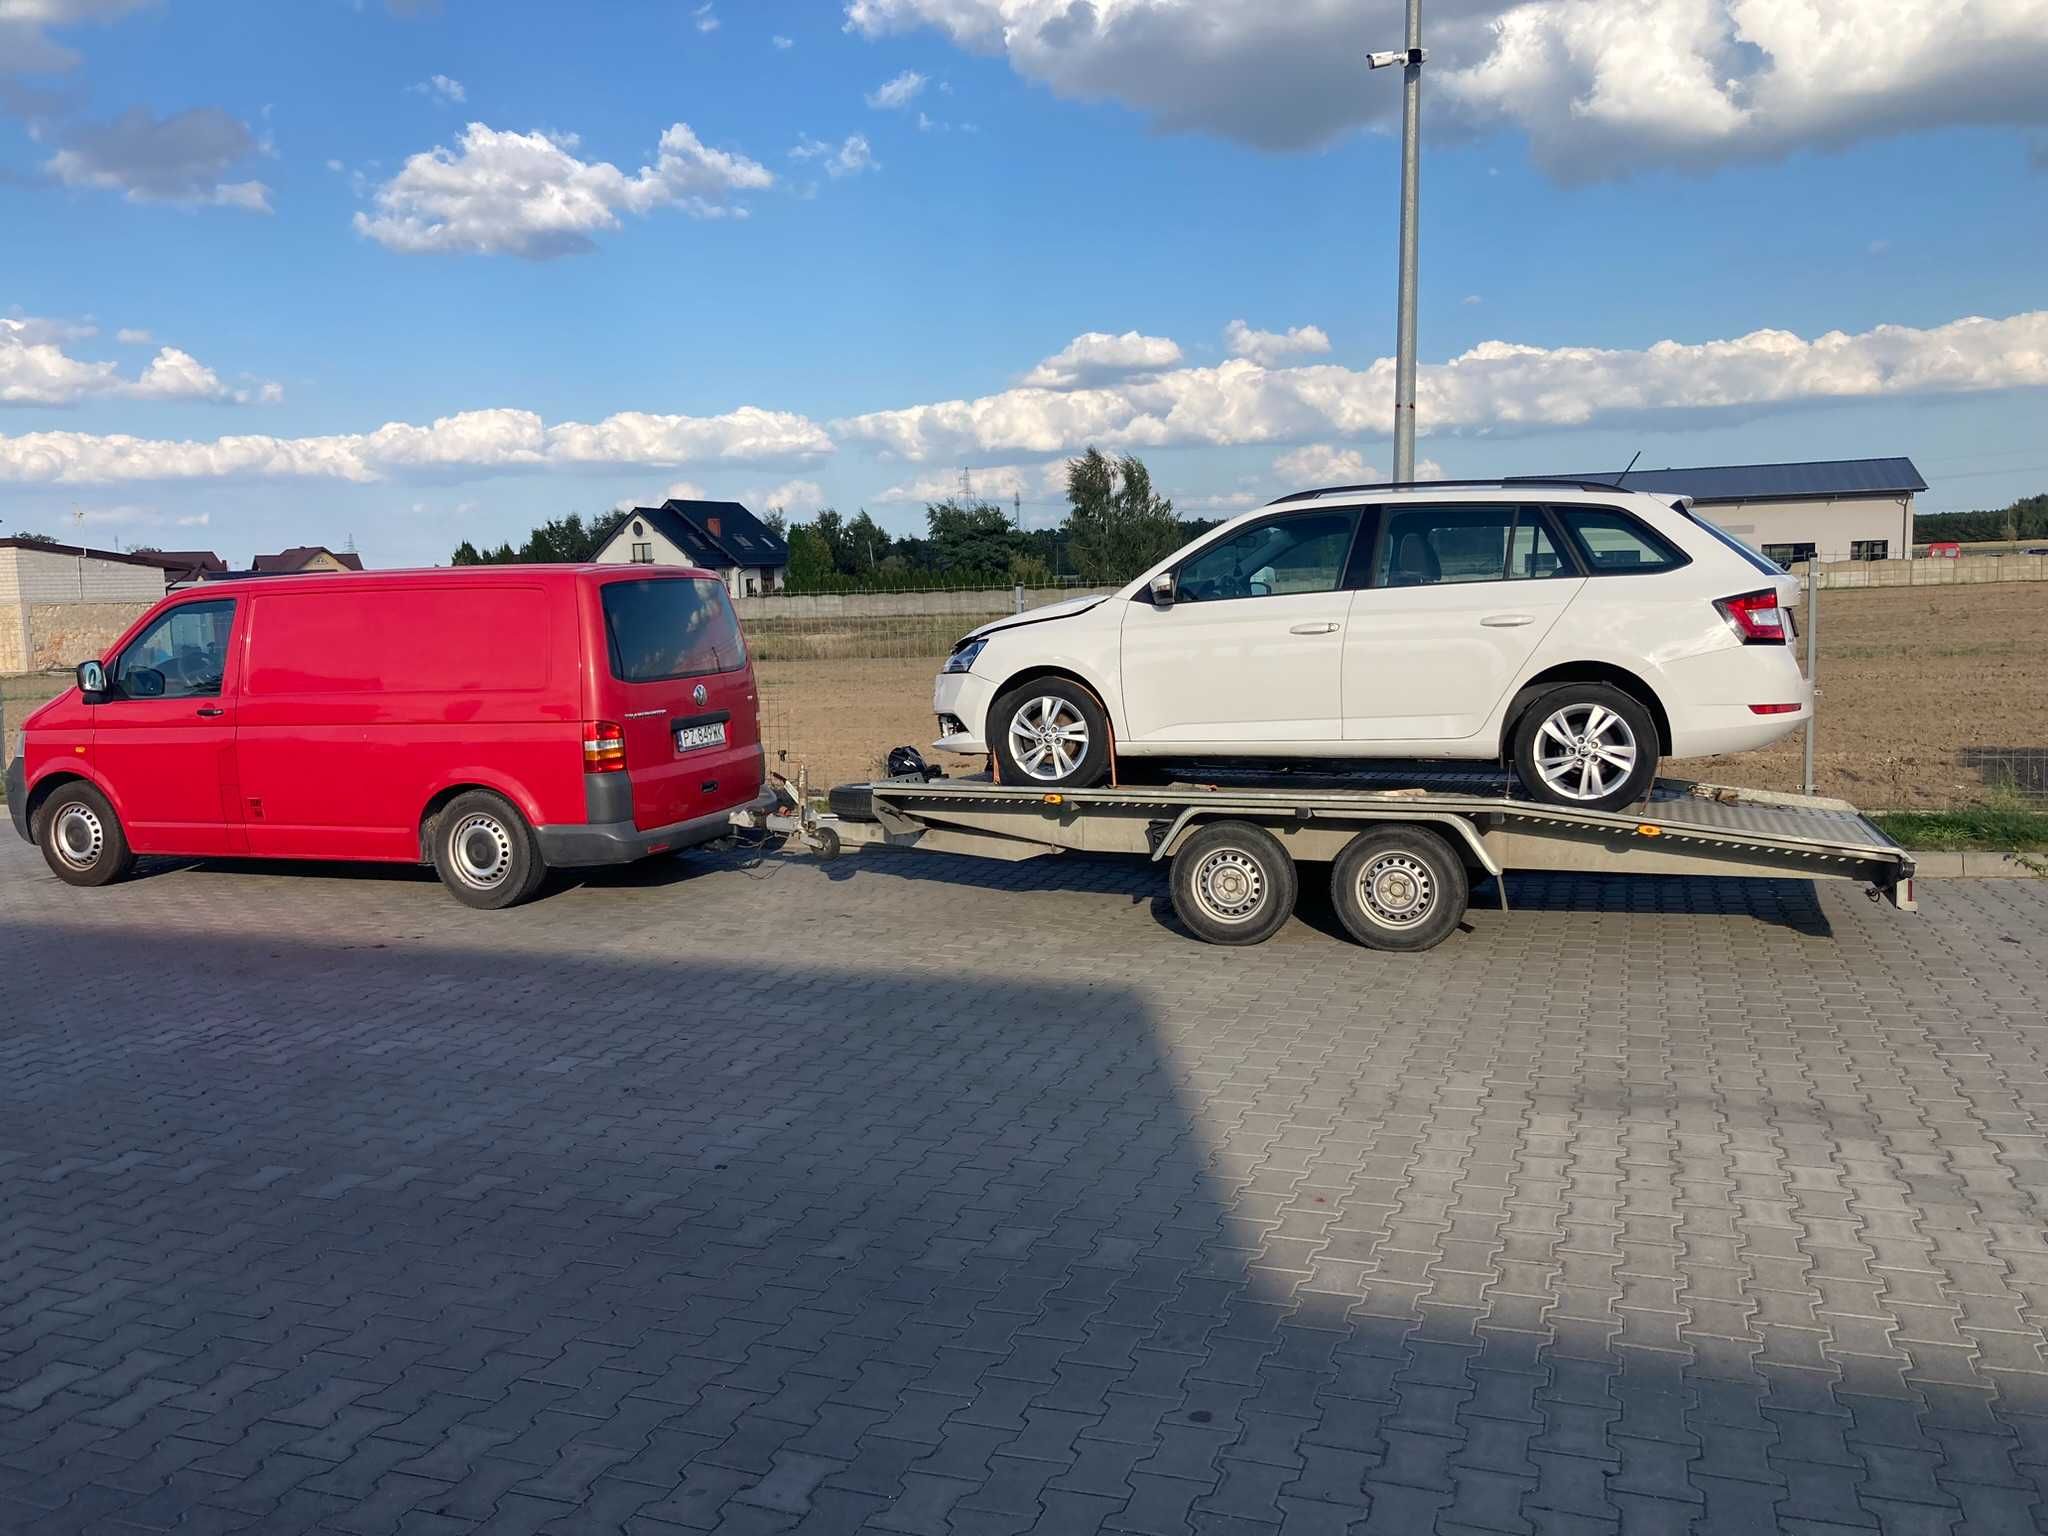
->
[4,837,2048,1533]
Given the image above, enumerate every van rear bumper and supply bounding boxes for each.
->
[535,785,775,868]
[6,759,28,844]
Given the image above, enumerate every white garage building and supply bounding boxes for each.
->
[1524,457,1926,565]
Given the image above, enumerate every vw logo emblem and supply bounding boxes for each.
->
[692,684,708,706]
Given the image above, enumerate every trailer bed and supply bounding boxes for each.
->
[744,768,1915,948]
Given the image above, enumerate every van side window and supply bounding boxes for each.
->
[113,601,235,700]
[1554,506,1688,573]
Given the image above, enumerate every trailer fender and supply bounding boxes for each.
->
[1151,806,1499,879]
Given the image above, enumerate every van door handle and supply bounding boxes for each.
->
[1480,614,1534,628]
[1289,622,1341,635]
[196,706,225,717]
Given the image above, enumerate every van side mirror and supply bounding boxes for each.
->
[76,660,107,699]
[1149,573,1177,608]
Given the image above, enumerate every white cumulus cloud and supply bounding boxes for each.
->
[45,105,272,212]
[410,74,466,104]
[791,133,878,177]
[865,69,928,109]
[0,403,833,485]
[742,478,826,513]
[0,0,151,76]
[2,319,279,407]
[354,121,774,257]
[836,309,2048,461]
[843,0,2048,173]
[1225,320,1332,366]
[1020,330,1184,389]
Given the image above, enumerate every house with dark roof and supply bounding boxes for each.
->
[595,500,791,597]
[138,550,230,585]
[248,546,366,575]
[1514,457,1926,565]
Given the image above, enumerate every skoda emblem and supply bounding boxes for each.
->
[692,684,708,706]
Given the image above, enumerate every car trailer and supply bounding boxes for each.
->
[739,769,1917,952]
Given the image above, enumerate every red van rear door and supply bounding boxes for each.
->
[595,575,762,831]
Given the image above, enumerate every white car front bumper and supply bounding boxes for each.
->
[932,668,996,755]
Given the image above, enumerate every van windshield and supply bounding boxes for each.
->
[601,578,747,682]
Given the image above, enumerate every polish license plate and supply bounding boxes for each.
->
[675,721,726,754]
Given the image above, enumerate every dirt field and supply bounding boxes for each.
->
[755,583,2048,808]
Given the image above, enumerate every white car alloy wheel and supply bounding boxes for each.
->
[448,812,515,890]
[1532,702,1639,804]
[51,802,106,872]
[1354,851,1434,929]
[1007,695,1091,782]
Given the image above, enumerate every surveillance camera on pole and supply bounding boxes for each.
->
[1369,2,1426,484]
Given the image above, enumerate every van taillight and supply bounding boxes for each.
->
[583,721,627,773]
[1714,589,1788,645]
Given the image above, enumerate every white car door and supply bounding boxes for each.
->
[1120,507,1361,744]
[1343,503,1586,743]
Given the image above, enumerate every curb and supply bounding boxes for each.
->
[1910,851,2045,879]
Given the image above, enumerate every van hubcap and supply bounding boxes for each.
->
[450,814,514,889]
[52,804,105,870]
[1191,849,1265,924]
[1534,703,1638,801]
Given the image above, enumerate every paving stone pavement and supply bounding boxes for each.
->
[3,831,2048,1534]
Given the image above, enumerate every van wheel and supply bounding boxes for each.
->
[1168,821,1297,946]
[990,679,1111,788]
[1510,683,1659,811]
[431,791,545,910]
[37,782,135,888]
[1329,826,1468,952]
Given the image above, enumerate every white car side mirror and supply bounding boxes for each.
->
[1149,573,1176,607]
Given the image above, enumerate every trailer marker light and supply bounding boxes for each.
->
[1748,703,1801,715]
[1637,825,1662,837]
[1043,793,1064,806]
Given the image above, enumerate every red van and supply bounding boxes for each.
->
[7,565,771,908]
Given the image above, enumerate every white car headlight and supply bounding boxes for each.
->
[943,638,988,674]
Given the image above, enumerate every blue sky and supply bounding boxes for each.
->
[3,0,2046,567]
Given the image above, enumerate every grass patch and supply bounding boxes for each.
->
[1872,806,2048,851]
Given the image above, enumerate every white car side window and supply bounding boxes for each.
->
[1175,511,1357,602]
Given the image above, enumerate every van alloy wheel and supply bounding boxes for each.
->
[448,812,515,890]
[1532,702,1639,803]
[1007,695,1091,782]
[51,803,106,872]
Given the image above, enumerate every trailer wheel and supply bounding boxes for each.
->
[1329,825,1468,952]
[1169,821,1297,946]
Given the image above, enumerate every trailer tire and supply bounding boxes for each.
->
[1329,825,1468,952]
[1169,821,1297,946]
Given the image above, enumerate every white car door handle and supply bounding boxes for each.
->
[1481,614,1535,628]
[1290,621,1341,635]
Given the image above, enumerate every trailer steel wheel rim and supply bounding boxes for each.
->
[1356,851,1434,928]
[52,804,105,871]
[449,813,515,890]
[1533,702,1638,802]
[1191,848,1266,924]
[1007,695,1090,782]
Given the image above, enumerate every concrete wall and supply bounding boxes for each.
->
[1702,494,1915,563]
[733,586,1112,622]
[1804,553,2048,589]
[0,548,166,674]
[1,670,71,765]
[0,546,167,605]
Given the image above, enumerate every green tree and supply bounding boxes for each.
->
[785,526,838,591]
[843,510,891,576]
[926,498,1022,582]
[1063,447,1180,583]
[451,540,486,566]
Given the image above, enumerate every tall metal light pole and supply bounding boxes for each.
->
[1370,3,1426,483]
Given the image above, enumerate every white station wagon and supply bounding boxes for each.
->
[932,480,1811,811]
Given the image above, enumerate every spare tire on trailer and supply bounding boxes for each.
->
[828,784,879,823]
